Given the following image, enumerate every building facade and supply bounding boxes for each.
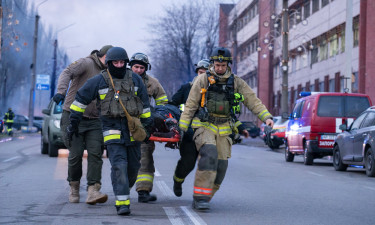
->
[219,0,375,122]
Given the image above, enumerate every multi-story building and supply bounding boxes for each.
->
[219,0,375,121]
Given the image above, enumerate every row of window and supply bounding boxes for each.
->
[235,0,259,32]
[238,35,258,61]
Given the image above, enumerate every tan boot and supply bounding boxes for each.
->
[86,183,108,205]
[69,181,80,203]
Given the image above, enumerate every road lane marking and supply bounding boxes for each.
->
[307,171,324,177]
[364,186,375,191]
[181,206,207,225]
[2,156,19,162]
[156,180,174,198]
[155,168,161,177]
[163,207,185,225]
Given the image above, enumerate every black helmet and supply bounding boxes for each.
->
[194,59,210,73]
[105,47,129,64]
[129,52,151,71]
[210,47,232,63]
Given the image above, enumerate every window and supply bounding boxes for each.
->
[311,45,318,65]
[352,72,358,93]
[329,79,335,92]
[345,96,370,118]
[292,100,305,118]
[312,0,319,13]
[292,57,296,72]
[310,83,315,91]
[340,30,345,53]
[351,113,366,130]
[353,19,359,47]
[322,0,329,8]
[329,34,338,57]
[319,81,324,91]
[319,39,328,61]
[318,96,343,117]
[360,112,375,128]
[304,1,311,19]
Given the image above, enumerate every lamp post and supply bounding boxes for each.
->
[28,0,48,130]
[50,23,75,99]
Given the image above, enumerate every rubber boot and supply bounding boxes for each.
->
[116,205,131,216]
[86,183,108,205]
[192,199,210,210]
[173,179,183,197]
[69,181,80,203]
[138,191,157,203]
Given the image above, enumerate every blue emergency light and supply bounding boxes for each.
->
[299,92,322,97]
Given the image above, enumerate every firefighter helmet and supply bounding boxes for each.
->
[129,53,151,71]
[105,47,129,64]
[210,47,232,63]
[194,59,210,73]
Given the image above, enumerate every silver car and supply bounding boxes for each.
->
[41,100,65,157]
[333,106,375,177]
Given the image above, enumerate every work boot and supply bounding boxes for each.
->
[173,179,183,197]
[69,181,80,203]
[86,183,108,205]
[192,199,210,210]
[116,205,131,216]
[138,191,157,203]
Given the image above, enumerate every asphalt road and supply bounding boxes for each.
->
[1,134,375,225]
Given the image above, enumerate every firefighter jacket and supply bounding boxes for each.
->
[57,53,106,118]
[69,68,153,145]
[140,73,168,106]
[4,110,15,123]
[179,66,272,136]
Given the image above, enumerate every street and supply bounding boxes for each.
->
[1,134,375,225]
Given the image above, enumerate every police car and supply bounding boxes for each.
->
[285,92,372,165]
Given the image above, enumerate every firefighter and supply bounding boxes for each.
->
[4,108,15,136]
[67,47,153,216]
[53,45,113,205]
[169,59,210,197]
[179,47,274,210]
[129,52,168,203]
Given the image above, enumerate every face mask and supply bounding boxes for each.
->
[108,62,126,78]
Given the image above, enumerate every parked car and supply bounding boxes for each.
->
[241,121,260,138]
[333,106,375,177]
[260,116,281,140]
[41,100,65,157]
[264,119,289,149]
[285,92,372,165]
[0,118,4,133]
[12,114,42,131]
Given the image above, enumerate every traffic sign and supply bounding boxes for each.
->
[36,74,50,90]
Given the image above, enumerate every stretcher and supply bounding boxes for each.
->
[149,113,181,149]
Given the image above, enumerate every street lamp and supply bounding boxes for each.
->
[28,0,48,131]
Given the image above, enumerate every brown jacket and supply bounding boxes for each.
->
[140,73,168,105]
[179,66,272,132]
[57,53,106,118]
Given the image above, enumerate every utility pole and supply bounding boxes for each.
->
[27,14,39,130]
[50,39,57,99]
[281,0,289,120]
[344,0,353,93]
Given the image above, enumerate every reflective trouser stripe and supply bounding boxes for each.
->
[259,110,272,121]
[115,200,130,206]
[136,174,153,183]
[235,120,242,128]
[116,195,130,201]
[173,175,184,183]
[104,134,120,142]
[193,186,212,195]
[191,120,218,133]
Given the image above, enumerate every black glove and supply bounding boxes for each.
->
[53,93,65,104]
[179,130,185,141]
[66,123,79,147]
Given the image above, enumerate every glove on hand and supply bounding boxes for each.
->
[53,93,65,105]
[66,123,79,147]
[179,130,185,141]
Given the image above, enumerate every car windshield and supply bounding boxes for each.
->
[317,96,370,117]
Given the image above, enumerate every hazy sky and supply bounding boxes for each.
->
[29,0,190,61]
[29,0,234,62]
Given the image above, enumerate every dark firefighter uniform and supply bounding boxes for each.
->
[69,47,153,216]
[179,47,272,210]
[4,108,15,135]
[129,53,168,202]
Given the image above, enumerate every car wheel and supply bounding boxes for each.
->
[48,143,59,157]
[365,148,375,177]
[285,140,294,162]
[41,133,48,154]
[303,142,313,165]
[332,145,347,171]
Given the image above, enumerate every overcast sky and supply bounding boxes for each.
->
[29,0,234,61]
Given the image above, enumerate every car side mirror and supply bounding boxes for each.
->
[339,124,347,131]
[42,109,50,115]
